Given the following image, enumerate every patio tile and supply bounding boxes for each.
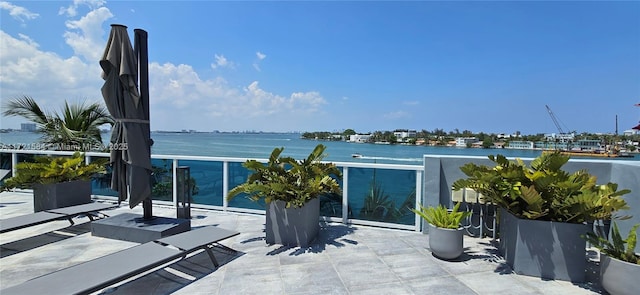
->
[455,271,542,295]
[405,275,477,295]
[0,191,603,295]
[366,239,419,256]
[335,263,401,289]
[280,261,347,294]
[348,281,413,295]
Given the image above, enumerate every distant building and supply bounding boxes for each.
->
[493,142,506,149]
[623,129,638,136]
[574,139,603,151]
[534,141,571,150]
[544,133,575,142]
[349,134,371,143]
[393,130,416,141]
[506,141,535,149]
[21,123,36,132]
[497,133,521,139]
[455,137,477,147]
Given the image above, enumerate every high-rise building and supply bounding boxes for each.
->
[20,123,36,132]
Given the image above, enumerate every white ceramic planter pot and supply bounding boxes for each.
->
[428,223,464,260]
[600,254,640,295]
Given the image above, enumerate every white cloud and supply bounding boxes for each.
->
[58,0,106,17]
[148,63,326,125]
[1,6,328,132]
[402,100,419,106]
[0,1,39,22]
[17,33,38,47]
[63,6,113,62]
[253,51,266,72]
[210,54,234,69]
[0,30,104,113]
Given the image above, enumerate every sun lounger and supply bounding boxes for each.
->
[1,226,239,295]
[0,202,117,233]
[155,226,239,266]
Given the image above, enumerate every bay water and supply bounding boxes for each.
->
[2,131,637,163]
[2,131,637,226]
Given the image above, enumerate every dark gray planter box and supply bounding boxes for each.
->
[33,180,92,212]
[600,254,639,295]
[499,209,590,282]
[266,198,320,247]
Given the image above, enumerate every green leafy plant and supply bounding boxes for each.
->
[452,152,630,223]
[583,222,639,265]
[227,144,342,208]
[411,202,471,229]
[1,152,107,190]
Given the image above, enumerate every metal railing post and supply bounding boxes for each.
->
[172,159,178,205]
[342,167,349,224]
[223,161,229,211]
[415,170,423,232]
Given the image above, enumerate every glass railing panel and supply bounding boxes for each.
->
[178,160,223,206]
[16,153,37,163]
[150,158,173,202]
[0,152,12,184]
[226,161,265,210]
[347,167,416,226]
[88,155,117,197]
[320,167,344,218]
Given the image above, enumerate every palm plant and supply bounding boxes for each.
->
[3,96,113,150]
[227,144,342,208]
[411,202,471,229]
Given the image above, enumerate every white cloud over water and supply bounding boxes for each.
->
[1,4,328,132]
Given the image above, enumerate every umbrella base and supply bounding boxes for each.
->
[91,213,191,243]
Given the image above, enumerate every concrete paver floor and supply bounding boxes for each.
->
[0,192,603,294]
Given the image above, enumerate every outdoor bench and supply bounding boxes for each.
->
[0,202,118,234]
[1,225,239,295]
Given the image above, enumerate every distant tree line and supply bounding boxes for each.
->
[300,127,640,150]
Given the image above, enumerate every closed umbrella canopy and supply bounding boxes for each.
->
[100,24,152,209]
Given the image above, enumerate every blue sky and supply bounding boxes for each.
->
[1,1,639,135]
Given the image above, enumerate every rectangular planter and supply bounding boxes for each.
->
[33,180,92,212]
[499,209,591,282]
[265,198,320,247]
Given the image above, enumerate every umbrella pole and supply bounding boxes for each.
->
[135,28,153,220]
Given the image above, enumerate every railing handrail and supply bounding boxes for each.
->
[1,148,425,231]
[0,148,424,170]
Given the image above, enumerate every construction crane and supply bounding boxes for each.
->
[545,104,574,151]
[545,105,566,135]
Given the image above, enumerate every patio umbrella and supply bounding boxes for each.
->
[100,24,153,214]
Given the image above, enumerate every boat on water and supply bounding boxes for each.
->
[352,153,363,158]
